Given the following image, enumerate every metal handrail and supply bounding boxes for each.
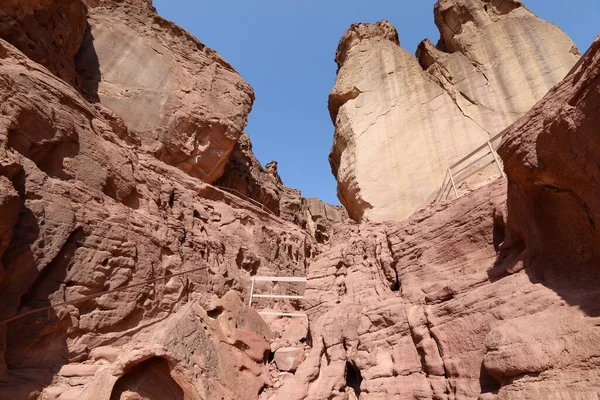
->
[436,131,506,202]
[214,185,276,216]
[248,275,307,318]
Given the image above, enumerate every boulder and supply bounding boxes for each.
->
[274,346,305,372]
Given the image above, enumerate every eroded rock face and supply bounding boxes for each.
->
[329,21,490,222]
[271,35,600,400]
[274,180,510,399]
[275,180,600,399]
[75,291,271,400]
[2,0,599,398]
[216,133,349,243]
[330,0,579,223]
[75,0,254,183]
[497,35,600,316]
[0,39,312,398]
[0,0,88,86]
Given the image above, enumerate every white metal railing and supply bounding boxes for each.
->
[435,131,506,202]
[248,276,307,318]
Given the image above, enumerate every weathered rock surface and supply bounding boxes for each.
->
[216,133,349,243]
[271,35,600,400]
[274,347,305,373]
[0,0,88,86]
[74,291,271,400]
[0,38,312,398]
[329,0,580,222]
[498,35,600,297]
[76,0,254,183]
[2,0,600,399]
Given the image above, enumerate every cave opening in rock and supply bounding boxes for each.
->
[345,360,363,397]
[391,268,400,292]
[110,357,185,400]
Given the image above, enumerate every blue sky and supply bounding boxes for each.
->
[154,0,599,205]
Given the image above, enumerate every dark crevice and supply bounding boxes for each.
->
[492,210,506,252]
[168,189,176,208]
[391,268,400,292]
[207,306,223,319]
[345,360,363,397]
[479,362,501,394]
[110,357,184,400]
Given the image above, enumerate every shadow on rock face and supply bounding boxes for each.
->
[75,23,101,103]
[496,37,600,318]
[110,357,184,400]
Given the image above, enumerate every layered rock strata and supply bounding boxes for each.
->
[0,17,311,400]
[2,0,600,398]
[329,0,580,222]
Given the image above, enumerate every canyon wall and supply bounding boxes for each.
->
[215,133,349,244]
[329,0,580,222]
[76,0,254,183]
[1,0,599,399]
[274,35,600,399]
[0,1,320,398]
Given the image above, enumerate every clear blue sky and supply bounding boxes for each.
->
[154,0,599,205]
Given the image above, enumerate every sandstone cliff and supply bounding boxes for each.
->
[0,1,320,398]
[0,35,315,398]
[76,0,255,183]
[274,35,600,399]
[215,133,349,244]
[329,0,580,222]
[1,0,600,399]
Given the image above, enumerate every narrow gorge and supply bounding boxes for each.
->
[0,0,598,399]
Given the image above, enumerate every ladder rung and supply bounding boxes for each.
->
[258,311,307,317]
[252,294,304,300]
[251,276,307,283]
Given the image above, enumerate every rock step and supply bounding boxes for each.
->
[57,364,100,378]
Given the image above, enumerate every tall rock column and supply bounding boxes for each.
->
[329,0,579,223]
[329,21,490,222]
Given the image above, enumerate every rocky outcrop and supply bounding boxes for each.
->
[42,291,270,400]
[271,35,600,400]
[216,133,349,243]
[329,0,580,222]
[2,0,600,398]
[497,35,600,314]
[273,179,510,399]
[75,0,254,183]
[77,291,271,400]
[0,38,312,398]
[0,0,88,86]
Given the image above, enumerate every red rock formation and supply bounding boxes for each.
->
[0,36,312,399]
[1,0,599,399]
[216,134,348,243]
[0,0,88,86]
[272,36,600,400]
[76,0,254,183]
[498,37,600,297]
[329,0,579,222]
